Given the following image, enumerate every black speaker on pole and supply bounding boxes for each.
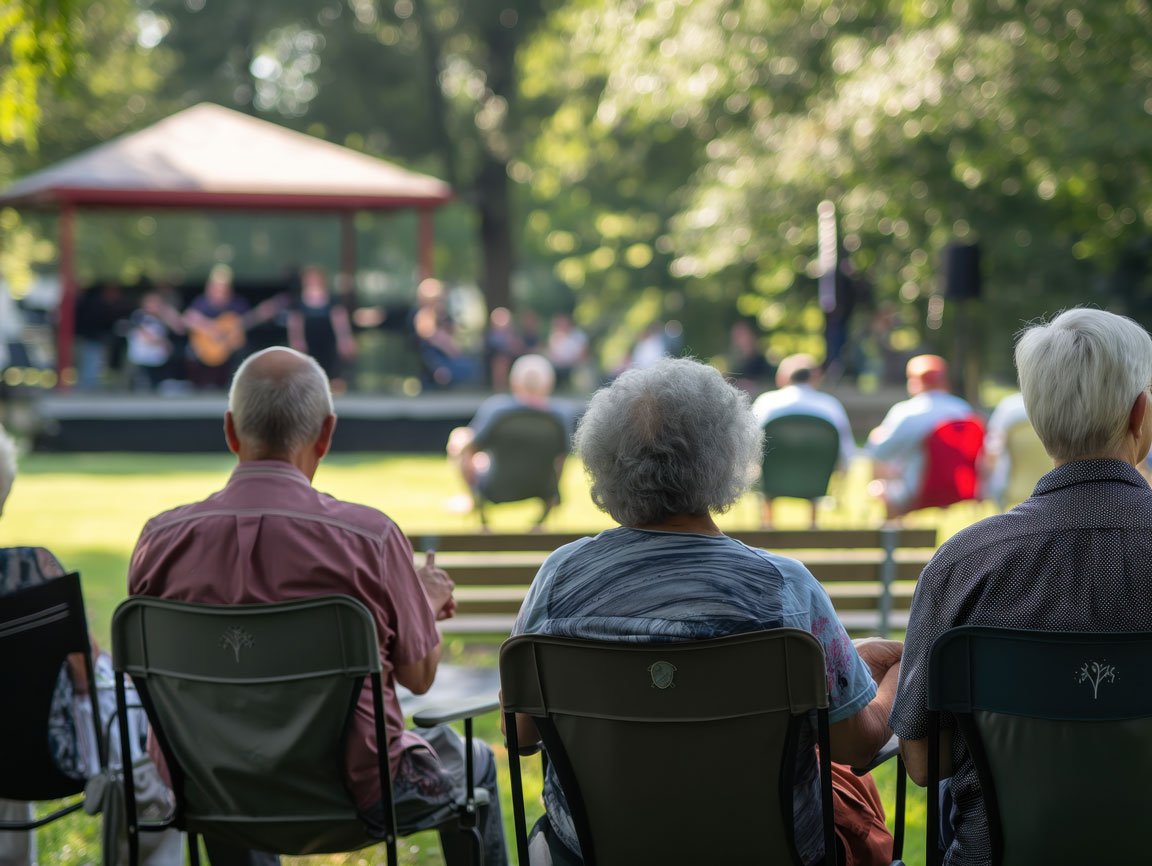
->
[944,242,981,300]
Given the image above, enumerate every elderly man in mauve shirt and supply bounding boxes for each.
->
[128,347,508,866]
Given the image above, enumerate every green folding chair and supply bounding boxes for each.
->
[501,629,905,866]
[473,408,569,528]
[760,414,842,528]
[927,626,1152,865]
[111,594,492,866]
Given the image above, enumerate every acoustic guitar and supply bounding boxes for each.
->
[188,312,247,367]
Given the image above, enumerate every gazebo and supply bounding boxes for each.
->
[0,102,453,378]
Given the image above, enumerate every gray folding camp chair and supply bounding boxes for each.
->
[760,415,842,528]
[500,629,905,866]
[112,594,494,866]
[927,626,1152,866]
[473,407,569,528]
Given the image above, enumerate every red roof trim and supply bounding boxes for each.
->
[0,186,454,211]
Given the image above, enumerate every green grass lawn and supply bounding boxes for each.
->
[3,451,990,865]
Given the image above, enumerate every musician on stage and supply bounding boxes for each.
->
[184,264,251,388]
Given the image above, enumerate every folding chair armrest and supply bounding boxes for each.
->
[412,696,501,728]
[852,734,900,775]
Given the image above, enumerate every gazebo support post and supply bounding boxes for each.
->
[418,208,434,281]
[56,203,77,387]
[340,211,357,305]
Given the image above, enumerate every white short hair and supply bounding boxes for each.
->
[575,358,764,525]
[228,348,334,455]
[510,354,555,398]
[0,425,15,512]
[1016,308,1152,460]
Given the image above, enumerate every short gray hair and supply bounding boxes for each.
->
[576,358,763,525]
[1016,308,1152,460]
[0,425,15,512]
[510,354,555,398]
[228,348,334,455]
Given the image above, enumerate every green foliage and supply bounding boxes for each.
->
[0,0,79,147]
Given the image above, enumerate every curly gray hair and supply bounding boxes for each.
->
[576,358,764,526]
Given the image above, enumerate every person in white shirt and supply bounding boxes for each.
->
[866,354,977,516]
[752,354,857,469]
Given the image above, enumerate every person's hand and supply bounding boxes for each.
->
[418,551,455,619]
[852,637,903,685]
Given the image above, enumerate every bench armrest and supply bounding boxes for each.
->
[412,696,501,728]
[852,734,900,775]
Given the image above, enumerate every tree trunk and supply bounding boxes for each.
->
[477,154,513,310]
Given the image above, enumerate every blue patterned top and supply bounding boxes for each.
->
[512,527,877,864]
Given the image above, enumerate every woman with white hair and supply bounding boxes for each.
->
[507,358,901,866]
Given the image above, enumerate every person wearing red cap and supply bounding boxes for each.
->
[865,354,977,514]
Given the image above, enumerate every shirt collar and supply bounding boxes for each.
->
[228,459,313,488]
[1032,458,1147,497]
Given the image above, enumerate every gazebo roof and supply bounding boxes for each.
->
[0,102,453,210]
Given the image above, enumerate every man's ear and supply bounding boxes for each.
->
[1130,391,1149,439]
[315,414,337,460]
[224,411,241,454]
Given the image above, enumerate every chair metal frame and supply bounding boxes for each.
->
[0,571,106,831]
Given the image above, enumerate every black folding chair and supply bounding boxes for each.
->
[501,629,905,866]
[0,572,105,829]
[112,594,495,866]
[927,626,1152,865]
[473,408,569,528]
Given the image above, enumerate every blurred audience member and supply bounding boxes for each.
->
[728,319,775,395]
[287,265,357,394]
[980,391,1050,510]
[546,313,589,391]
[73,281,129,390]
[753,353,856,470]
[127,291,185,391]
[412,278,478,388]
[485,306,524,392]
[628,321,671,370]
[447,354,572,501]
[865,354,978,516]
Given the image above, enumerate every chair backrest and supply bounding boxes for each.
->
[476,408,569,504]
[0,572,101,801]
[760,414,841,501]
[1003,420,1050,507]
[111,594,387,855]
[928,626,1152,865]
[912,416,985,510]
[500,629,833,866]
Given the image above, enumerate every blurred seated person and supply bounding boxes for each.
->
[127,291,185,391]
[411,278,479,387]
[287,265,357,394]
[980,391,1049,510]
[128,348,507,866]
[727,319,775,395]
[891,308,1152,864]
[505,358,901,866]
[0,427,179,866]
[74,281,129,390]
[546,314,589,392]
[865,354,978,516]
[485,307,524,392]
[753,353,856,469]
[447,354,572,505]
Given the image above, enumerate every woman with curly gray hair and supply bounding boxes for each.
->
[507,358,901,866]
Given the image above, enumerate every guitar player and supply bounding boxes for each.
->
[184,264,285,388]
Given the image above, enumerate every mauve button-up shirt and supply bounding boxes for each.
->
[128,459,440,809]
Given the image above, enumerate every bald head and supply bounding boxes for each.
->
[228,348,334,457]
[510,354,555,400]
[777,353,820,389]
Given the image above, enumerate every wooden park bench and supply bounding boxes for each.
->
[409,527,938,638]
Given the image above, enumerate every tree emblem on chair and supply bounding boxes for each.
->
[220,626,255,662]
[648,661,677,689]
[1075,660,1117,699]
